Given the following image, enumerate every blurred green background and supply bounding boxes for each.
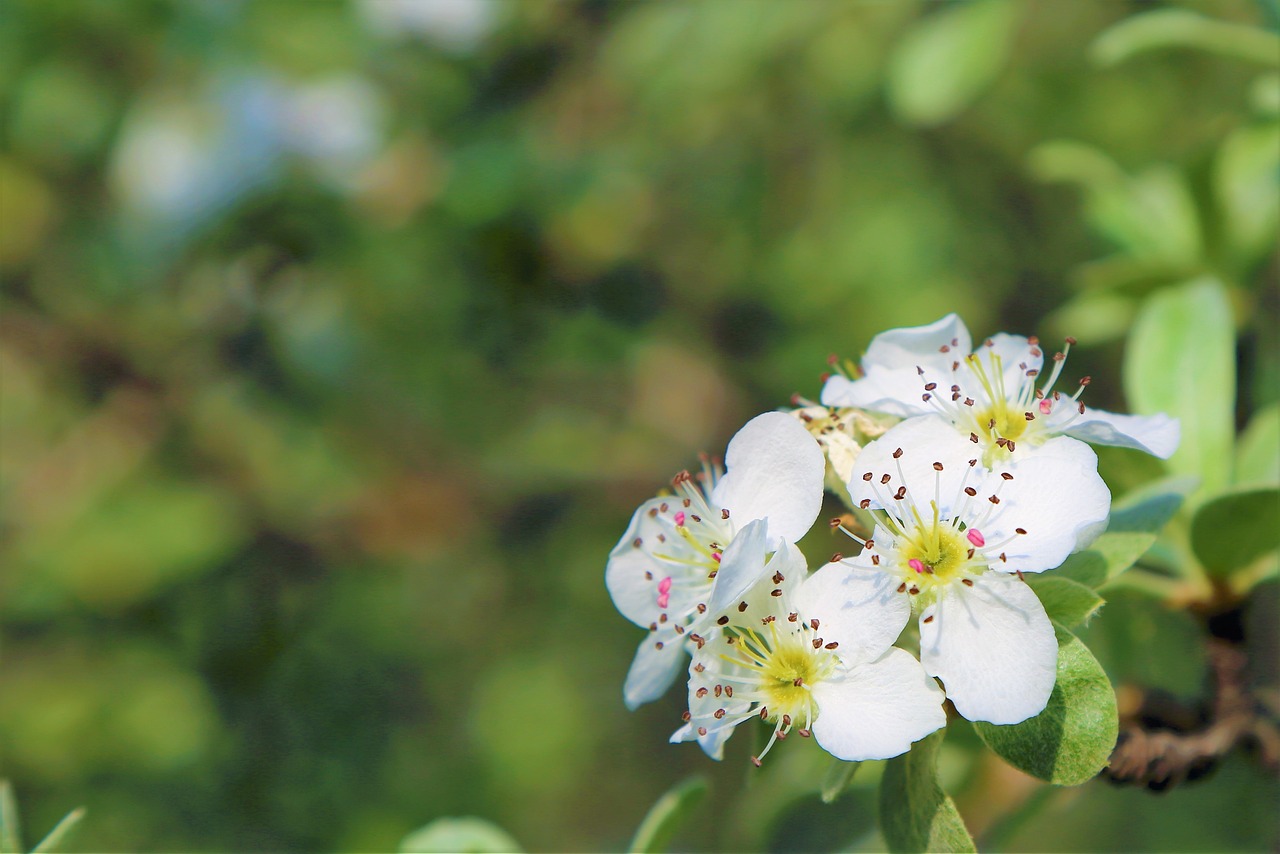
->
[1,0,1276,851]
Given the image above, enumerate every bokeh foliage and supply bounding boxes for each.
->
[0,0,1276,851]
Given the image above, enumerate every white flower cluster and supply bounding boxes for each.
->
[606,315,1178,766]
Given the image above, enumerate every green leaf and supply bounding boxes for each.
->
[1055,533,1157,588]
[29,809,84,854]
[1234,405,1280,488]
[972,623,1118,785]
[1191,488,1280,579]
[879,731,975,853]
[1109,478,1193,534]
[399,817,523,853]
[1124,278,1236,499]
[885,0,1019,126]
[1092,9,1280,67]
[1029,143,1201,263]
[1025,575,1105,627]
[627,777,708,854]
[821,758,862,804]
[0,782,20,854]
[1216,121,1280,263]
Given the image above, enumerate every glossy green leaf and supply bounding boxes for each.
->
[1092,9,1280,67]
[973,623,1118,785]
[400,817,523,853]
[879,731,975,853]
[886,0,1019,126]
[1124,278,1236,498]
[1191,488,1280,579]
[1234,405,1280,488]
[821,758,862,804]
[1026,575,1105,627]
[627,777,708,854]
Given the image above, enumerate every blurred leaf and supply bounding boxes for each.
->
[627,777,708,854]
[1216,121,1280,263]
[1046,291,1136,347]
[1108,478,1193,534]
[1092,9,1280,67]
[886,0,1019,126]
[821,758,862,804]
[1190,487,1280,579]
[1235,405,1280,488]
[879,731,975,853]
[20,478,247,610]
[972,623,1118,785]
[1252,73,1280,115]
[1026,575,1105,627]
[1124,278,1235,499]
[1029,143,1201,263]
[1077,589,1208,695]
[29,808,84,854]
[399,817,522,853]
[1,782,19,854]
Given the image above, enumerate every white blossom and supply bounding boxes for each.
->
[837,416,1111,724]
[606,413,825,709]
[821,314,1179,467]
[671,543,946,764]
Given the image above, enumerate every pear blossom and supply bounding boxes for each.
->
[836,416,1111,724]
[671,541,946,764]
[606,412,825,709]
[821,314,1179,467]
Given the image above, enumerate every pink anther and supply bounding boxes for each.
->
[908,559,926,574]
[657,576,673,608]
[673,511,686,526]
[967,529,985,548]
[712,552,721,562]
[1038,399,1052,415]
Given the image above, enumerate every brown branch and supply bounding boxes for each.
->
[1103,634,1280,790]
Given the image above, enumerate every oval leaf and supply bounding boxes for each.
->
[400,817,523,854]
[1191,488,1280,579]
[972,623,1118,785]
[627,777,708,854]
[886,0,1019,126]
[1026,575,1105,627]
[879,731,975,854]
[1124,278,1235,500]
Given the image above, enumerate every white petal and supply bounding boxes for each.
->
[921,573,1057,724]
[821,315,971,418]
[623,635,687,710]
[605,498,672,627]
[865,314,973,372]
[810,648,946,761]
[847,416,974,513]
[711,412,825,544]
[705,518,771,618]
[984,436,1111,572]
[1063,409,1180,459]
[793,563,911,661]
